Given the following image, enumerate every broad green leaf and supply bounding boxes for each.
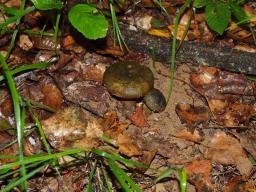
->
[229,1,249,24]
[193,0,208,8]
[30,0,63,10]
[68,4,108,40]
[205,2,231,35]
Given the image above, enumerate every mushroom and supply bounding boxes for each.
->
[143,88,167,112]
[103,61,167,112]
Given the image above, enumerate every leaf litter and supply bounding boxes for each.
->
[0,1,256,191]
[1,54,255,191]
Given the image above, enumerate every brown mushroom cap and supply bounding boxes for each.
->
[143,88,167,112]
[103,61,154,99]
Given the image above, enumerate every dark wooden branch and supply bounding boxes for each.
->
[121,28,256,75]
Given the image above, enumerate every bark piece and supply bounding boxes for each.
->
[121,28,256,75]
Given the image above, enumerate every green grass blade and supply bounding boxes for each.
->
[109,3,129,51]
[178,168,187,192]
[0,49,26,189]
[19,107,28,190]
[100,162,112,192]
[54,12,61,51]
[25,99,56,112]
[152,167,175,184]
[0,6,35,30]
[0,160,44,180]
[1,164,45,192]
[29,108,52,154]
[107,159,142,192]
[0,62,52,82]
[92,149,147,168]
[86,160,98,192]
[100,135,118,147]
[167,0,193,102]
[0,149,83,171]
[177,9,192,51]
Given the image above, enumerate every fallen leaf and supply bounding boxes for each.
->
[128,105,148,127]
[190,67,256,126]
[62,35,76,48]
[174,128,202,142]
[41,84,64,110]
[102,112,129,139]
[96,46,124,57]
[223,176,247,192]
[185,160,214,192]
[175,102,209,127]
[138,148,157,166]
[117,133,142,157]
[41,106,103,150]
[63,81,116,116]
[18,34,33,51]
[238,130,256,160]
[82,65,105,82]
[203,131,253,177]
[1,98,13,117]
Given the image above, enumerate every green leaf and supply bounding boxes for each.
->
[68,4,108,40]
[30,0,63,10]
[205,2,231,35]
[229,1,249,24]
[193,0,208,8]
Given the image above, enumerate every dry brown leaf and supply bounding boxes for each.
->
[223,176,248,192]
[174,128,202,142]
[219,103,255,126]
[238,130,256,160]
[47,52,73,72]
[234,44,256,53]
[18,34,33,51]
[1,98,13,117]
[207,99,228,115]
[203,132,253,177]
[5,0,21,8]
[185,160,214,192]
[62,35,76,48]
[63,81,115,116]
[190,67,256,126]
[0,134,40,164]
[82,65,105,82]
[117,133,142,157]
[175,103,209,127]
[96,46,124,57]
[138,148,157,166]
[41,84,63,110]
[30,35,60,50]
[102,112,129,139]
[41,106,103,150]
[128,105,148,127]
